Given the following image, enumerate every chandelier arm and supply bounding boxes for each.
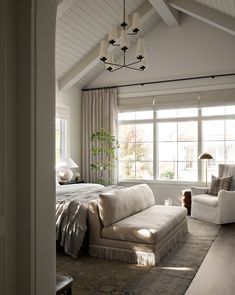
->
[103,61,123,67]
[125,60,141,67]
[125,65,144,71]
[110,65,125,72]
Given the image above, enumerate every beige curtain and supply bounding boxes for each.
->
[81,88,118,184]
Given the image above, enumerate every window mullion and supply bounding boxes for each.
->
[153,109,157,180]
[198,108,202,182]
[135,124,136,179]
[224,120,227,162]
[176,123,178,181]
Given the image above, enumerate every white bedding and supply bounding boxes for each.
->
[56,183,121,257]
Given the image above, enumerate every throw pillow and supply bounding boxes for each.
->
[208,175,232,196]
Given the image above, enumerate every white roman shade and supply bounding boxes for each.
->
[118,88,235,111]
[199,89,235,108]
[118,96,155,110]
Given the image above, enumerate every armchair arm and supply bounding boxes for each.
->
[191,186,208,196]
[218,190,235,205]
[218,190,235,223]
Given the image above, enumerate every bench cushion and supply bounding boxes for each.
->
[101,205,187,244]
[98,184,155,227]
[193,194,218,207]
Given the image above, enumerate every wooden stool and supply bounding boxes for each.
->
[56,273,73,295]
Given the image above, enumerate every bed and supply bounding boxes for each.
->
[56,183,122,257]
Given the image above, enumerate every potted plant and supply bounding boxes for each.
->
[160,169,175,180]
[90,128,119,186]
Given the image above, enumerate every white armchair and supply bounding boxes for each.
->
[191,164,235,224]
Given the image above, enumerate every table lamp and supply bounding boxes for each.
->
[56,157,78,182]
[198,152,214,187]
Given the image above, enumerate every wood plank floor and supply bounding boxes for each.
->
[186,223,235,295]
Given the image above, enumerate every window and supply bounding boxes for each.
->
[56,105,69,163]
[158,121,198,181]
[202,119,235,180]
[55,118,68,162]
[118,105,235,182]
[118,111,153,180]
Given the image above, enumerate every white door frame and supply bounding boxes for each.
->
[0,0,57,294]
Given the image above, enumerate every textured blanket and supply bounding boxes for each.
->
[56,183,122,257]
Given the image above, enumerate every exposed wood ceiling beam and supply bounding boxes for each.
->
[148,0,180,26]
[58,1,156,91]
[57,0,77,19]
[169,0,235,36]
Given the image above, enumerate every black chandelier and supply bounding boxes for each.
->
[99,0,147,72]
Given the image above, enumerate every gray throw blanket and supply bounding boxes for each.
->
[56,183,122,257]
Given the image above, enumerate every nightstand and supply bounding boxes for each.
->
[59,180,84,185]
[181,190,192,215]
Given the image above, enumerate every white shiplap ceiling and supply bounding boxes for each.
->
[56,0,160,88]
[56,0,235,90]
[194,0,235,18]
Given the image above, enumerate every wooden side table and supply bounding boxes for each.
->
[181,190,192,215]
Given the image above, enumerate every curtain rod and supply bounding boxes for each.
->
[82,73,235,92]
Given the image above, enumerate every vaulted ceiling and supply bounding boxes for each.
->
[56,0,235,90]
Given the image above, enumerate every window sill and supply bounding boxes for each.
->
[118,179,205,187]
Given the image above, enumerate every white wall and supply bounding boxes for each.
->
[89,15,235,93]
[56,85,82,167]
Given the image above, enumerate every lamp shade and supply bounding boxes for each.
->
[99,40,108,61]
[108,25,118,44]
[139,58,147,70]
[56,157,78,169]
[198,152,213,160]
[106,53,115,71]
[136,38,146,60]
[131,12,140,33]
[120,30,130,51]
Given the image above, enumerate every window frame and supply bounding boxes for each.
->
[118,118,154,180]
[117,106,235,183]
[56,104,70,163]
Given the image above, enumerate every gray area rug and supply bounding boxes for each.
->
[57,217,220,295]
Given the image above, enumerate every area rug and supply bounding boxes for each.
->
[57,217,220,295]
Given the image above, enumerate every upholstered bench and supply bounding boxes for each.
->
[88,184,187,266]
